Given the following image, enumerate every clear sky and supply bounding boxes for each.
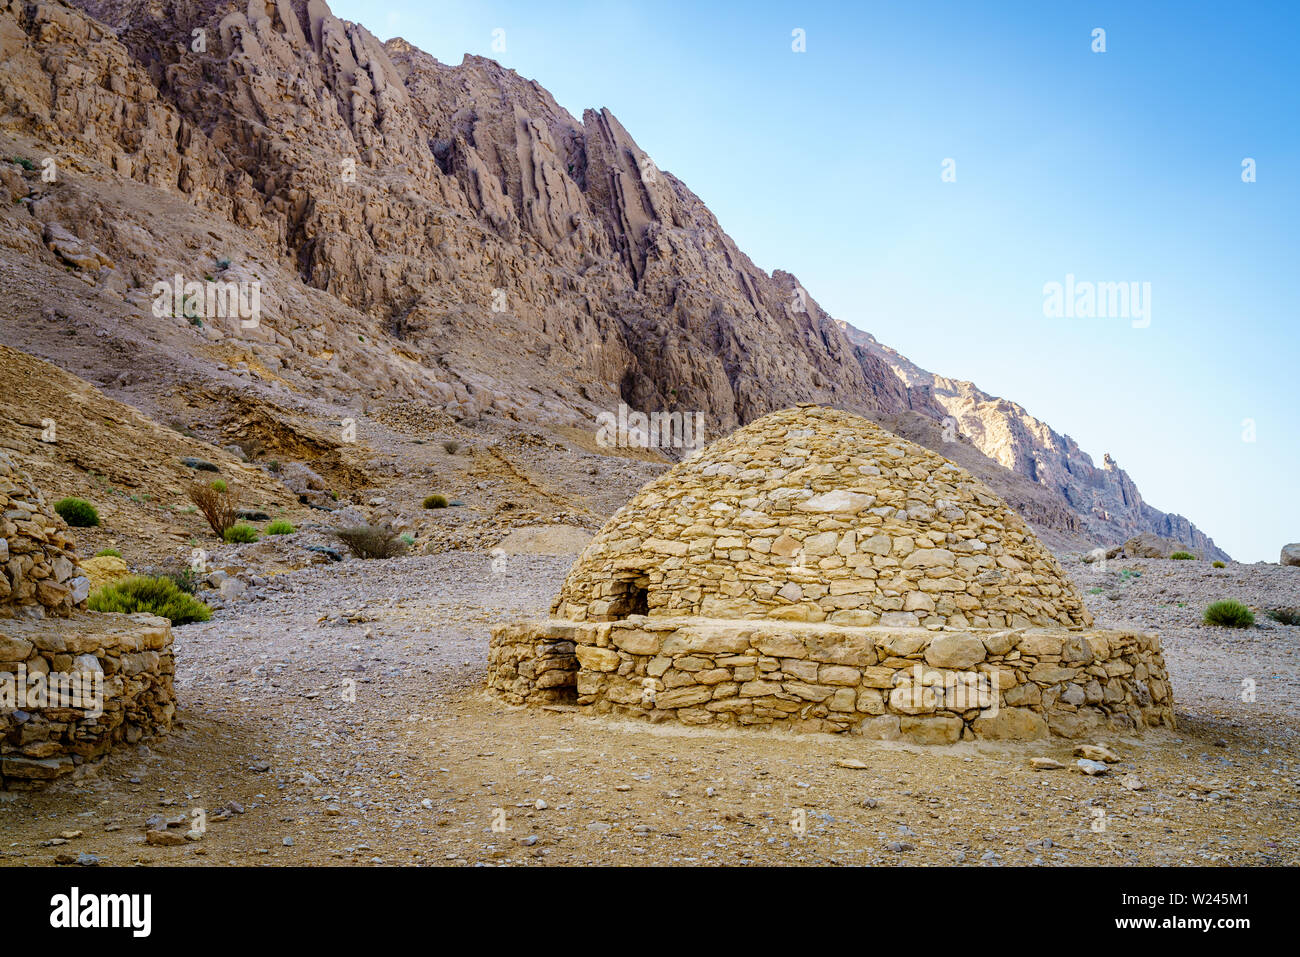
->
[332,0,1299,563]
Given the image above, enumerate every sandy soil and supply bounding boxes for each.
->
[2,551,1297,867]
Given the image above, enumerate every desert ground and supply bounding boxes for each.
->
[2,539,1297,867]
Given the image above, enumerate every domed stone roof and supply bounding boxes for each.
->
[553,404,1092,630]
[491,405,1173,743]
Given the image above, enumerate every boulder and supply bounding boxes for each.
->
[1281,543,1300,567]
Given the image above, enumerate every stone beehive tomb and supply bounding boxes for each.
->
[0,452,176,788]
[489,405,1175,743]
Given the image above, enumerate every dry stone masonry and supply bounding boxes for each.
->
[489,406,1175,742]
[1,452,175,788]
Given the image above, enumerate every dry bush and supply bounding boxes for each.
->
[187,480,238,537]
[334,525,409,560]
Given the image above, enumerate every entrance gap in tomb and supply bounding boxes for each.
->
[606,574,650,619]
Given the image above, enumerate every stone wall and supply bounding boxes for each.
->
[0,451,91,618]
[489,618,1175,742]
[0,451,175,788]
[0,612,175,788]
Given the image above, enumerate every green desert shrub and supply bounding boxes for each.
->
[1169,551,1195,560]
[1212,560,1226,569]
[223,524,259,544]
[1203,600,1255,628]
[423,494,449,509]
[164,566,200,595]
[94,547,122,558]
[266,520,295,535]
[53,497,99,527]
[335,525,408,559]
[1267,607,1300,626]
[88,575,211,625]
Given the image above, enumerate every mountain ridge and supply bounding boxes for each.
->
[0,0,1225,559]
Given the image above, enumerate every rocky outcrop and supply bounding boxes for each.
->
[1281,544,1300,568]
[841,325,1229,560]
[1101,533,1197,561]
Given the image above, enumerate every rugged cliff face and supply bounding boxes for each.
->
[0,0,1224,557]
[841,325,1228,561]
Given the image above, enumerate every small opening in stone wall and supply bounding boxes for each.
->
[606,575,650,619]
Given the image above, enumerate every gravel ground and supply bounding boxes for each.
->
[2,552,1298,867]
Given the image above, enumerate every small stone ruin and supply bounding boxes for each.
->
[489,406,1175,743]
[1,452,175,788]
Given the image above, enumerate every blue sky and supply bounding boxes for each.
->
[332,0,1299,563]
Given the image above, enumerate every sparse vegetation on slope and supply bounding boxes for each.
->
[88,575,212,625]
[188,480,238,538]
[1204,600,1255,628]
[53,497,99,527]
[335,525,409,559]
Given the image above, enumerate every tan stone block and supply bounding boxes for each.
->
[901,548,955,569]
[858,533,891,556]
[1030,663,1079,683]
[753,632,807,658]
[889,684,938,714]
[981,630,1017,656]
[855,714,901,739]
[655,686,713,709]
[818,664,861,685]
[696,668,731,685]
[829,688,857,712]
[876,632,927,657]
[1019,633,1063,657]
[859,666,896,688]
[661,629,751,655]
[613,629,661,655]
[879,611,920,627]
[903,591,935,612]
[855,688,885,714]
[574,645,621,672]
[924,633,986,669]
[783,681,835,702]
[780,658,820,682]
[770,534,801,558]
[971,707,1047,740]
[899,715,962,744]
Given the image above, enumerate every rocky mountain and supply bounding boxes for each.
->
[840,324,1228,560]
[0,0,1224,558]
